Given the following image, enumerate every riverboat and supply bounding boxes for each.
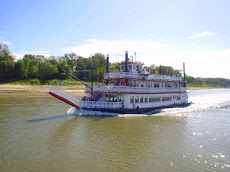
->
[47,51,189,114]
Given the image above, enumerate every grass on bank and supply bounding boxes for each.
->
[8,79,91,86]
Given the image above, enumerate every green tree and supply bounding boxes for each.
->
[109,62,119,72]
[39,61,58,80]
[14,60,27,79]
[0,43,15,79]
[63,53,78,69]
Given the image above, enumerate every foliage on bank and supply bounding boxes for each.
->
[186,76,230,88]
[10,79,91,86]
[1,43,230,87]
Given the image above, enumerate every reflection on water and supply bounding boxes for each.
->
[0,89,230,171]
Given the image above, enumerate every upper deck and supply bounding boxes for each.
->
[104,72,182,82]
[109,57,182,82]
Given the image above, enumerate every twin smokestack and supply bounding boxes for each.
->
[106,51,129,73]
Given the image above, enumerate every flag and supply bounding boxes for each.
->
[92,56,95,58]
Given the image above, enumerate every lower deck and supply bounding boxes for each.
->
[82,92,188,111]
[81,101,191,114]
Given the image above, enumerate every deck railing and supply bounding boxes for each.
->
[104,72,182,81]
[147,75,181,81]
[104,72,143,79]
[86,85,187,94]
[81,101,122,109]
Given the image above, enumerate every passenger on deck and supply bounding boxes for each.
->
[82,96,87,101]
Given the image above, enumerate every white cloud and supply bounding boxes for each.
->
[13,50,53,60]
[0,41,12,45]
[58,39,230,78]
[186,31,216,39]
[59,39,175,58]
[147,34,153,37]
[13,39,230,79]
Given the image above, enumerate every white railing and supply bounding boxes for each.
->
[104,72,182,81]
[81,101,122,109]
[47,85,81,106]
[147,75,182,81]
[104,72,143,79]
[86,85,187,94]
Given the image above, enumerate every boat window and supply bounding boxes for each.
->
[147,82,150,87]
[135,96,139,103]
[144,96,148,103]
[121,66,125,71]
[130,96,134,103]
[140,96,143,103]
[149,96,152,102]
[128,65,132,71]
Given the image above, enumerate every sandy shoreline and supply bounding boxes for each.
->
[0,84,86,97]
[0,83,215,97]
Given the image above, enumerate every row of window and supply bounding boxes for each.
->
[130,95,181,104]
[120,81,179,88]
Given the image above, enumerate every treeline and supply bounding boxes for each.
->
[1,43,230,87]
[187,76,230,88]
[0,43,119,83]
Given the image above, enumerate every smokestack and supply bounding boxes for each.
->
[183,62,186,87]
[106,55,109,85]
[106,55,109,73]
[160,65,162,75]
[125,51,128,72]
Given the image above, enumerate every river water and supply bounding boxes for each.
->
[0,89,230,171]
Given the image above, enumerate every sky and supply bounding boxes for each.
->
[1,0,230,78]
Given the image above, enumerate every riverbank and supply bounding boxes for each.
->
[0,84,217,98]
[0,84,85,97]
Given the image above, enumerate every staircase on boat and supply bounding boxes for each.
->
[47,86,81,109]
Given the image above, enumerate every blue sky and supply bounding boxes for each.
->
[1,0,230,78]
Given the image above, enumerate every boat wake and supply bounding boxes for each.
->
[67,107,121,117]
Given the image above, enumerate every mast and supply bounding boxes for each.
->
[125,51,128,84]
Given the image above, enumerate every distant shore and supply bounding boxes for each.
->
[0,83,217,97]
